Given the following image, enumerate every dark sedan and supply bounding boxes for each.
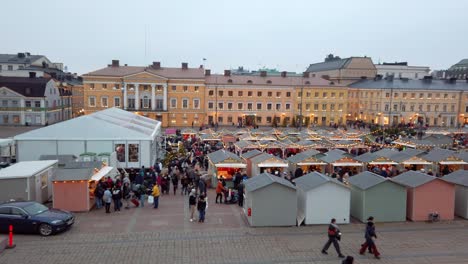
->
[0,201,74,236]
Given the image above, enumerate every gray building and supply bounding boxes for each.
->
[244,173,297,227]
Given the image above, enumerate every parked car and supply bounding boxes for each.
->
[0,201,74,236]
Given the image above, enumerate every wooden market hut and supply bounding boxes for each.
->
[250,153,289,177]
[207,149,246,187]
[295,172,350,225]
[422,148,467,176]
[443,170,468,219]
[316,149,363,175]
[392,170,455,221]
[348,171,407,222]
[241,149,263,177]
[243,173,297,227]
[287,149,325,175]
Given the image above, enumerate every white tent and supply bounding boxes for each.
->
[14,108,162,168]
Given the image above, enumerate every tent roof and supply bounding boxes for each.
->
[39,155,77,166]
[348,171,388,190]
[0,160,58,179]
[287,149,320,163]
[422,148,456,162]
[250,153,286,164]
[355,152,378,163]
[14,108,161,141]
[241,149,263,159]
[392,171,438,188]
[244,172,296,192]
[294,172,347,191]
[442,170,468,187]
[54,168,94,181]
[207,149,244,164]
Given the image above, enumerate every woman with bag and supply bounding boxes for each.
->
[152,184,160,209]
[321,218,345,258]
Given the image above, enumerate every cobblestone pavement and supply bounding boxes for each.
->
[1,190,468,264]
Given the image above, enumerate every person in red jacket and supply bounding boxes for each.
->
[215,179,225,203]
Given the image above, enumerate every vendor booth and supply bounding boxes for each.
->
[349,171,407,222]
[207,150,246,188]
[399,156,432,172]
[40,155,77,167]
[287,149,325,174]
[393,171,455,221]
[0,160,58,203]
[0,138,15,165]
[443,170,468,219]
[295,172,350,225]
[52,165,114,212]
[241,150,263,177]
[243,173,297,227]
[14,108,162,169]
[250,153,288,177]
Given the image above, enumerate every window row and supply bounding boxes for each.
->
[207,102,291,111]
[297,92,344,98]
[207,116,337,124]
[169,98,200,109]
[385,92,457,99]
[208,90,292,98]
[383,104,457,112]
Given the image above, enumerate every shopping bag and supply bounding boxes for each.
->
[148,195,154,204]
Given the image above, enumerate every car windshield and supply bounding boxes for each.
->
[23,203,49,215]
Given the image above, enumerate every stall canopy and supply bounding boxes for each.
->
[422,148,457,164]
[14,107,161,141]
[241,149,263,160]
[40,155,77,167]
[287,150,325,165]
[442,170,468,187]
[207,150,246,168]
[251,153,289,168]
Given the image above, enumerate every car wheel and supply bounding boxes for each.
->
[39,223,53,236]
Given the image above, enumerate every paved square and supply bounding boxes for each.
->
[1,189,468,264]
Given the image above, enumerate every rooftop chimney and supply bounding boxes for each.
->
[386,75,394,81]
[28,72,36,78]
[260,71,267,77]
[152,61,161,69]
[205,69,211,76]
[17,53,25,58]
[111,60,119,67]
[423,75,433,83]
[281,71,287,78]
[449,77,457,83]
[224,70,231,77]
[182,62,188,69]
[302,72,310,78]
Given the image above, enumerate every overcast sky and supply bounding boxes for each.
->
[1,0,467,74]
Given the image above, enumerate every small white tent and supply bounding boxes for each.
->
[14,108,162,168]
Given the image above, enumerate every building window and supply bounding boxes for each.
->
[419,93,424,99]
[8,65,13,71]
[257,91,262,97]
[25,101,31,107]
[339,92,344,98]
[266,116,272,123]
[170,98,177,108]
[227,116,233,123]
[35,101,41,108]
[208,102,214,109]
[305,103,310,111]
[238,103,243,110]
[386,93,390,98]
[427,93,432,99]
[89,83,95,89]
[257,103,262,110]
[276,103,281,111]
[415,73,418,79]
[394,104,398,111]
[183,86,188,92]
[194,86,199,92]
[156,99,163,110]
[330,104,335,111]
[193,99,200,109]
[418,104,423,111]
[228,91,233,97]
[129,144,139,162]
[314,104,319,111]
[286,92,291,97]
[276,92,281,97]
[451,105,455,112]
[238,91,243,96]
[89,96,96,107]
[208,90,214,96]
[338,104,343,111]
[101,97,108,107]
[298,91,302,97]
[323,92,328,98]
[248,91,252,97]
[401,104,406,112]
[331,92,336,98]
[256,116,262,123]
[114,97,121,107]
[102,84,107,89]
[227,102,233,110]
[182,99,189,109]
[143,96,149,108]
[268,92,272,97]
[172,86,176,91]
[286,103,291,110]
[410,105,415,111]
[444,94,448,99]
[218,102,223,109]
[218,90,224,97]
[267,103,272,110]
[247,103,253,110]
[385,104,389,111]
[411,93,415,99]
[322,104,327,111]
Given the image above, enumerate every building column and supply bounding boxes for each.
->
[135,83,140,110]
[40,99,46,125]
[123,83,128,110]
[20,99,25,125]
[151,84,156,111]
[163,84,168,111]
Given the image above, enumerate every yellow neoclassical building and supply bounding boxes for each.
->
[83,61,206,127]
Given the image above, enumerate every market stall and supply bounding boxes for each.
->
[207,149,246,188]
[287,149,325,174]
[250,153,288,177]
[52,165,114,212]
[0,138,15,165]
[241,150,263,177]
[442,170,468,219]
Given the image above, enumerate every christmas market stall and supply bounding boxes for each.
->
[442,170,468,219]
[422,148,467,176]
[392,170,455,221]
[52,163,113,212]
[250,153,289,177]
[0,160,58,203]
[316,149,363,175]
[207,150,246,187]
[241,149,263,177]
[287,149,325,175]
[355,152,398,174]
[348,171,407,222]
[295,172,350,225]
[243,173,297,227]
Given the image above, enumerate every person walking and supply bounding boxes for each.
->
[112,186,122,212]
[215,180,225,204]
[237,182,244,207]
[94,183,104,209]
[197,194,207,223]
[360,216,374,254]
[189,189,197,222]
[138,184,147,208]
[103,187,112,214]
[152,184,160,209]
[172,173,179,195]
[122,182,131,209]
[342,256,354,264]
[359,220,381,259]
[321,218,345,258]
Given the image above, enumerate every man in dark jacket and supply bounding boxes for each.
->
[237,182,244,207]
[94,183,104,209]
[359,217,381,259]
[321,218,345,258]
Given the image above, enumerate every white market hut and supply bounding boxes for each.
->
[14,108,162,169]
[287,149,325,175]
[0,138,15,165]
[207,149,246,187]
[0,160,58,203]
[250,153,289,177]
[294,172,350,225]
[243,173,297,227]
[442,170,468,219]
